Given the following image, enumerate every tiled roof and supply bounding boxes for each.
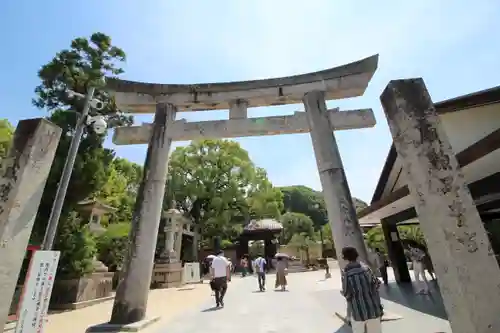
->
[243,219,283,231]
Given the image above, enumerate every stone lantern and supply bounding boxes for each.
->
[158,206,188,263]
[152,202,189,288]
[76,199,117,273]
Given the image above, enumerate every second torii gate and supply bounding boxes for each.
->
[105,55,379,326]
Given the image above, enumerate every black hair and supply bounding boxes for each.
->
[277,256,283,261]
[374,248,380,252]
[216,249,224,256]
[341,246,359,262]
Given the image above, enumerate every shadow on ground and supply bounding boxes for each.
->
[378,280,447,320]
[201,306,222,312]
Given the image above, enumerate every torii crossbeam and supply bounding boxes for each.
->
[104,55,379,327]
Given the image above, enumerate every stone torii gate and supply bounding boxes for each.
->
[104,55,378,327]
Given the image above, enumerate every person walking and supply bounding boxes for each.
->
[408,247,429,294]
[240,256,248,277]
[254,255,267,291]
[341,246,383,333]
[274,256,288,291]
[374,248,389,285]
[210,250,231,308]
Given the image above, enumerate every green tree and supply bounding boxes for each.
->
[280,185,368,226]
[279,186,327,227]
[0,119,14,161]
[165,139,283,246]
[31,33,131,244]
[280,212,315,244]
[53,212,96,278]
[364,224,427,254]
[96,222,131,271]
[398,225,426,247]
[321,222,334,247]
[289,232,317,264]
[364,225,386,252]
[94,158,143,224]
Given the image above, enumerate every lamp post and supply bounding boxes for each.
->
[41,88,108,250]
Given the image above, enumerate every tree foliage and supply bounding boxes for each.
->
[54,212,96,278]
[0,119,14,162]
[288,232,317,264]
[280,212,316,245]
[96,222,131,271]
[31,33,132,251]
[279,185,368,229]
[165,139,283,245]
[279,186,327,227]
[364,225,427,254]
[93,158,143,224]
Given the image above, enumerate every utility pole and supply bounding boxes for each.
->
[41,88,95,250]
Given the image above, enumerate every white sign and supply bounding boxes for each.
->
[15,250,60,333]
[183,262,201,284]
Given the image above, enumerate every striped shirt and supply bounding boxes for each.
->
[341,262,383,322]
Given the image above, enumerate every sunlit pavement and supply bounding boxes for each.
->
[154,268,451,333]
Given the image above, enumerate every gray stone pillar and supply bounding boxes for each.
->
[380,78,500,333]
[163,220,177,262]
[174,228,183,259]
[303,91,369,268]
[110,103,176,325]
[0,119,61,332]
[381,217,411,283]
[192,227,199,261]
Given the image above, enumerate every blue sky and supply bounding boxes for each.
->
[1,0,500,203]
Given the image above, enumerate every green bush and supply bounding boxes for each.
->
[364,224,427,255]
[55,212,96,279]
[364,226,386,253]
[96,222,130,271]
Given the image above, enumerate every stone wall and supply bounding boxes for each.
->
[50,272,114,310]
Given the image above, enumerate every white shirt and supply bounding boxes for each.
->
[211,255,229,278]
[254,257,266,273]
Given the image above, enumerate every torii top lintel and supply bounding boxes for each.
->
[105,54,378,113]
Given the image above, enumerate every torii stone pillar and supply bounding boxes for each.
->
[0,119,61,332]
[109,103,176,325]
[380,78,500,333]
[303,91,369,268]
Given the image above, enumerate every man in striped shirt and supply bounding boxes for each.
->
[341,246,383,333]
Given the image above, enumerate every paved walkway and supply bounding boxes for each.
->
[154,269,452,333]
[154,271,339,333]
[39,283,211,333]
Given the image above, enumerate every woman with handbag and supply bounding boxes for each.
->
[274,256,288,291]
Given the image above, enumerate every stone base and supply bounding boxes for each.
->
[86,317,161,333]
[151,262,184,289]
[50,272,114,309]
